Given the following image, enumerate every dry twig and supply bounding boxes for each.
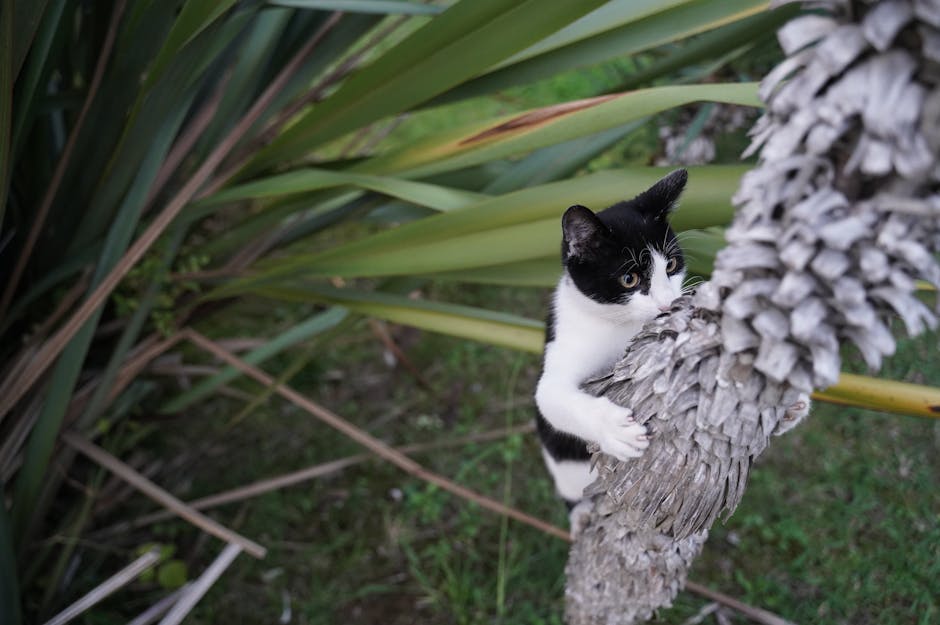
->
[62,432,267,559]
[42,547,160,625]
[156,543,242,625]
[92,423,535,536]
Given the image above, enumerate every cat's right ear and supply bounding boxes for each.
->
[562,205,606,261]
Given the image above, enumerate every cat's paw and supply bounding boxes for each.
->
[592,397,649,461]
[568,499,594,539]
[774,393,811,435]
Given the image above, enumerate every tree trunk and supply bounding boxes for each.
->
[564,1,940,622]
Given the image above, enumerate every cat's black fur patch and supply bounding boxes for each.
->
[535,410,592,462]
[561,169,686,306]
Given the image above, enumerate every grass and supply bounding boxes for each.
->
[46,282,940,625]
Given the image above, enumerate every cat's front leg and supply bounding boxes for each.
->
[588,395,650,460]
[535,377,648,461]
[774,392,811,435]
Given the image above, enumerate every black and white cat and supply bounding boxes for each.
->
[535,169,810,515]
[535,169,691,508]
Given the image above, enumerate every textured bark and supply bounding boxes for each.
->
[565,1,940,623]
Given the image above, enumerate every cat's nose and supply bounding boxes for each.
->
[658,305,671,312]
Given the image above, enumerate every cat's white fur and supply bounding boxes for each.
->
[535,251,684,501]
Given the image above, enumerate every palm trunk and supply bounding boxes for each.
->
[565,1,940,622]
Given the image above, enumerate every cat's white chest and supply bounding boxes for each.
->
[550,278,645,376]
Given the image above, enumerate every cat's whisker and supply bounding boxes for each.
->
[676,230,710,241]
[681,276,705,295]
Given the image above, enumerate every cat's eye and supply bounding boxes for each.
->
[619,272,640,289]
[666,257,679,273]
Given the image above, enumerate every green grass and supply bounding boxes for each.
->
[47,284,940,625]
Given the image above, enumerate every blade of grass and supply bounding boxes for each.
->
[496,355,525,618]
[222,340,320,428]
[160,307,348,414]
[270,0,444,15]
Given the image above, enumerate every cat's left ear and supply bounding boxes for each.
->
[638,168,687,221]
[562,204,607,262]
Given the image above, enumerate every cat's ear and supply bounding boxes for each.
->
[637,168,687,220]
[562,204,607,261]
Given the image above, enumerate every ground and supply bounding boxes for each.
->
[69,284,940,625]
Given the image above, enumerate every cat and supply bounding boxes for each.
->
[534,169,811,519]
[535,169,692,510]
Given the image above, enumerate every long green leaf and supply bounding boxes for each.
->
[815,373,940,420]
[219,166,746,289]
[415,228,728,286]
[10,0,64,159]
[76,226,186,433]
[71,11,251,252]
[678,228,726,277]
[0,0,13,229]
[12,0,49,80]
[0,486,20,625]
[245,286,940,420]
[145,0,240,90]
[425,257,561,287]
[269,0,444,15]
[611,5,799,93]
[355,83,759,179]
[428,0,767,107]
[200,168,486,212]
[161,307,349,414]
[10,95,190,544]
[496,0,696,67]
[255,286,545,353]
[483,119,649,194]
[248,0,609,171]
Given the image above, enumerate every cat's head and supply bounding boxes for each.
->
[561,169,688,320]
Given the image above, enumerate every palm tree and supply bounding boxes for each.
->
[566,1,940,622]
